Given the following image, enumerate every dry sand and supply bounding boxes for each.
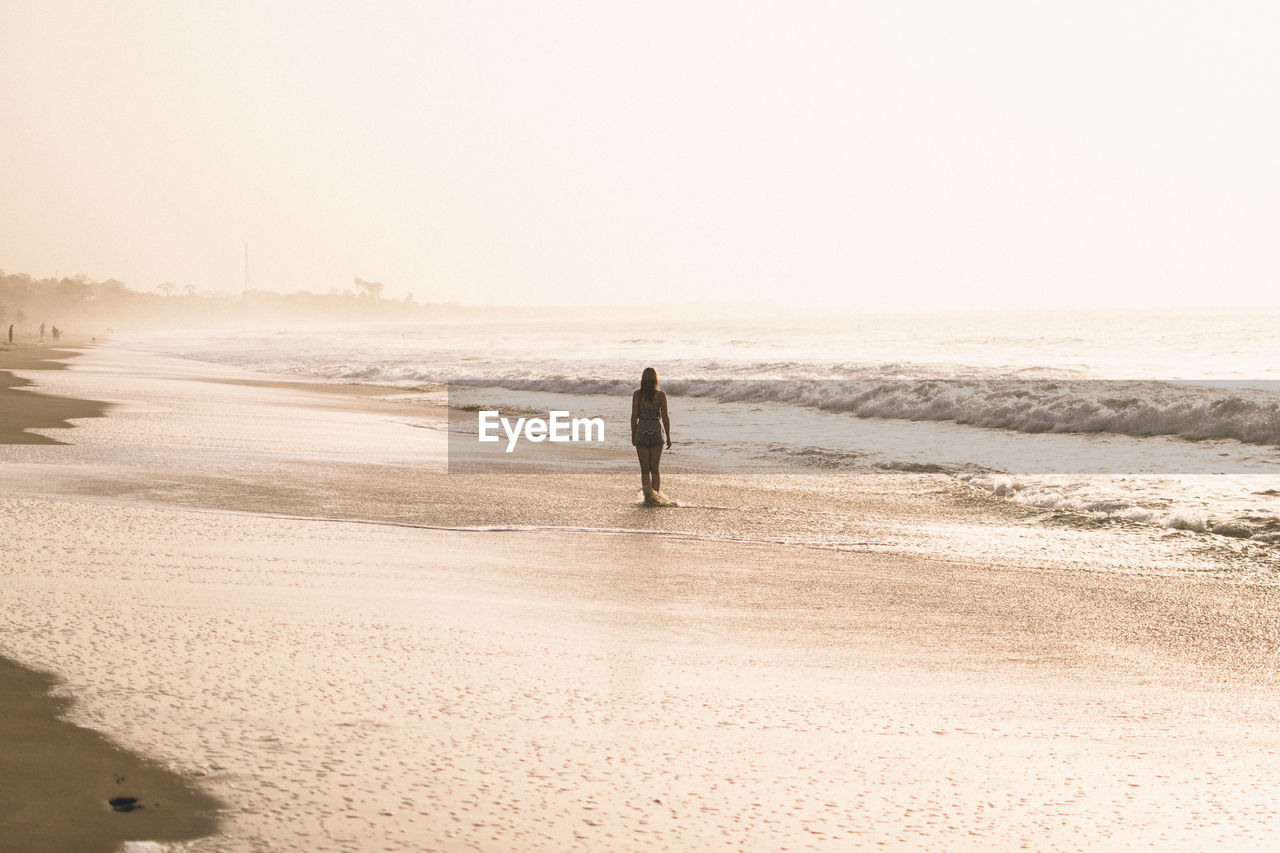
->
[2,345,1280,851]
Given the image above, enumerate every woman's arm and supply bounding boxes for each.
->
[630,391,639,434]
[661,391,671,448]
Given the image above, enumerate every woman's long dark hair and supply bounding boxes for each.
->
[640,367,658,402]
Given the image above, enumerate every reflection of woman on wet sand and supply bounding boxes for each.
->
[631,366,671,503]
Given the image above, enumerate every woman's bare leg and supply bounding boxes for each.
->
[649,444,663,493]
[636,447,652,494]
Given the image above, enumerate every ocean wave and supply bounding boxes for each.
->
[959,473,1280,542]
[874,460,953,474]
[310,357,1082,388]
[463,377,1280,449]
[760,445,867,469]
[125,330,1280,451]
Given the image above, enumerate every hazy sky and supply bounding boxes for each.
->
[2,1,1277,310]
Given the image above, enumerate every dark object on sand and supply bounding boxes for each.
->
[108,796,143,812]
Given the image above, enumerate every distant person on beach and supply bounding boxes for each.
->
[631,366,672,503]
[51,326,61,342]
[6,324,11,343]
[39,322,45,341]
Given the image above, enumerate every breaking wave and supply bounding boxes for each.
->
[959,473,1280,543]
[457,377,1280,449]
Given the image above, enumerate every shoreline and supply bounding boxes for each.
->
[0,656,221,853]
[0,343,221,851]
[0,341,110,444]
[3,344,1280,849]
[7,491,1280,849]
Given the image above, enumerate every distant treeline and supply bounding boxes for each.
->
[0,271,453,335]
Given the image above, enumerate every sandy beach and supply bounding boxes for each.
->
[1,344,219,853]
[4,345,1280,851]
[9,1,1280,848]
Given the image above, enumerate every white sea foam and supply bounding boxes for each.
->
[958,472,1280,541]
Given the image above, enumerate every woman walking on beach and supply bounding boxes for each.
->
[631,367,671,503]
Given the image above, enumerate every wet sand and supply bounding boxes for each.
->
[0,656,220,853]
[2,346,1280,850]
[0,342,109,444]
[0,344,219,852]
